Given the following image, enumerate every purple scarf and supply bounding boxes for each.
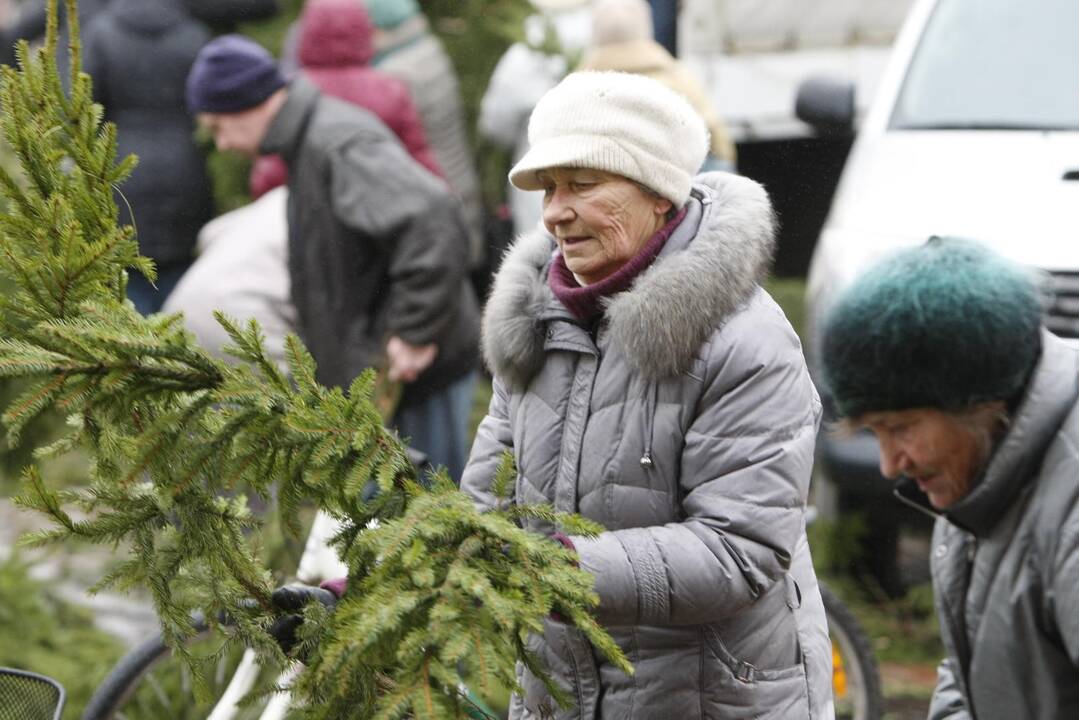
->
[548,206,687,322]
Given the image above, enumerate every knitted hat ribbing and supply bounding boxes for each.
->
[509,71,709,207]
[821,237,1044,418]
[186,35,286,114]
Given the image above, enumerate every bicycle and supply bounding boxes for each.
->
[82,510,884,720]
[821,582,884,720]
[0,667,66,720]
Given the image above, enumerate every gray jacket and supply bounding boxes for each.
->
[260,78,479,404]
[372,15,484,268]
[896,332,1079,720]
[462,173,833,719]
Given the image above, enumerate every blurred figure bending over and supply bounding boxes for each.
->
[251,0,441,199]
[821,238,1079,720]
[579,0,736,172]
[187,37,480,478]
[83,0,214,314]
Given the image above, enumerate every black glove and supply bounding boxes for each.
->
[268,583,338,656]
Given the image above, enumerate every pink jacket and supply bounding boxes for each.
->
[250,0,442,198]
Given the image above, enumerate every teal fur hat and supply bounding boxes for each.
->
[821,237,1044,418]
[363,0,418,29]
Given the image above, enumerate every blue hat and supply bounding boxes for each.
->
[363,0,419,30]
[186,35,286,114]
[821,237,1044,418]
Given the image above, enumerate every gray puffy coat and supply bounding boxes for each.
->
[894,332,1079,720]
[462,173,833,719]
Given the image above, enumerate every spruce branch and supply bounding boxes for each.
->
[0,2,632,716]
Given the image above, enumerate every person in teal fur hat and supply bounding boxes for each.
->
[820,236,1079,720]
[822,236,1043,423]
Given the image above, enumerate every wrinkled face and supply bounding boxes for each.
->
[862,407,995,509]
[197,108,270,157]
[538,167,672,285]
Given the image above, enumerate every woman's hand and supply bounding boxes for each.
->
[268,582,340,656]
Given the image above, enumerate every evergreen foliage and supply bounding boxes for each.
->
[0,555,125,719]
[0,2,631,717]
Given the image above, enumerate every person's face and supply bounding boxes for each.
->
[197,108,270,157]
[539,167,673,286]
[862,408,992,509]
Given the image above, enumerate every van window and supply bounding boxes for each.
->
[890,0,1079,130]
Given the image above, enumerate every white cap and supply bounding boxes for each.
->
[510,71,709,207]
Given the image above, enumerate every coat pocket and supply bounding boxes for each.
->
[701,625,812,719]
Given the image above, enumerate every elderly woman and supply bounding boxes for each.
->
[461,71,832,719]
[819,237,1079,720]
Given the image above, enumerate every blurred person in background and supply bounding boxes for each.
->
[182,0,279,32]
[647,0,676,54]
[0,0,109,82]
[250,0,441,199]
[0,0,279,70]
[82,0,214,314]
[162,187,293,371]
[0,0,18,28]
[463,70,832,719]
[186,36,480,478]
[579,0,736,172]
[362,0,484,275]
[820,237,1079,720]
[477,0,592,241]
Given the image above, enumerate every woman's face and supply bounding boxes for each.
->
[538,168,673,285]
[861,407,997,509]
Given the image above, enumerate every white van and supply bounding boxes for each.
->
[795,0,1079,593]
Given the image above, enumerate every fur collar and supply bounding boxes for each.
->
[483,172,776,386]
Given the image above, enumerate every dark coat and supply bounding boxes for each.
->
[82,0,214,267]
[259,78,479,405]
[249,0,440,198]
[182,0,278,31]
[0,0,277,64]
[0,0,110,79]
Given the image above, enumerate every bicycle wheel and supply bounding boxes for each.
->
[81,617,287,720]
[820,582,884,720]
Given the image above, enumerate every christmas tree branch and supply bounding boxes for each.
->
[0,2,632,717]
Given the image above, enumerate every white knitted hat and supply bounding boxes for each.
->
[509,71,710,206]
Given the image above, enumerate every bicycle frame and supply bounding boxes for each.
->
[206,511,348,720]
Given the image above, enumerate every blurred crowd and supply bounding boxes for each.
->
[4,4,1079,718]
[0,0,733,478]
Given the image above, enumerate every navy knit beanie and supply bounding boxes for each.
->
[186,35,286,114]
[821,237,1044,418]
